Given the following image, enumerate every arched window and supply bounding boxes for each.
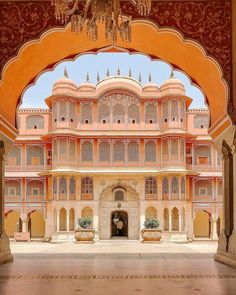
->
[113,104,125,123]
[5,180,21,196]
[26,180,44,197]
[145,206,157,219]
[81,207,93,221]
[145,141,156,162]
[81,177,93,198]
[171,100,178,121]
[60,139,67,161]
[171,139,178,160]
[69,140,76,162]
[162,177,169,199]
[53,177,57,200]
[7,145,21,166]
[194,145,211,165]
[145,177,157,195]
[53,102,59,124]
[113,141,125,162]
[171,177,179,198]
[180,102,185,123]
[60,102,67,122]
[59,177,67,200]
[181,177,185,199]
[81,142,93,162]
[114,190,124,201]
[128,104,140,123]
[69,208,75,231]
[162,140,169,162]
[128,141,139,162]
[172,207,179,231]
[145,103,157,124]
[98,103,110,123]
[81,103,92,124]
[180,139,185,161]
[69,177,76,200]
[99,141,110,162]
[52,140,58,163]
[164,208,169,231]
[27,146,44,166]
[69,102,75,123]
[193,115,209,129]
[162,101,169,123]
[194,179,212,196]
[26,115,44,129]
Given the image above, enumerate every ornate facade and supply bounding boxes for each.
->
[4,73,222,241]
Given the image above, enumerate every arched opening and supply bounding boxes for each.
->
[28,211,45,238]
[171,207,179,231]
[69,208,75,231]
[193,211,211,238]
[5,211,21,237]
[164,208,169,231]
[145,206,157,219]
[59,208,67,231]
[81,206,93,227]
[111,211,128,238]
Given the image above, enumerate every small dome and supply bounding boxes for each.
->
[78,81,96,92]
[142,82,159,92]
[52,76,77,94]
[160,77,185,95]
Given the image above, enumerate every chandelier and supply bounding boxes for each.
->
[51,0,152,42]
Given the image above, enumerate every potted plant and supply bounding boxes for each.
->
[141,217,162,242]
[74,217,95,243]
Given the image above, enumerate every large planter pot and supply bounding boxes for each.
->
[74,229,95,243]
[141,228,162,242]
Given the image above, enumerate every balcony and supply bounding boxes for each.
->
[27,195,45,202]
[145,194,157,200]
[5,195,21,202]
[192,164,212,172]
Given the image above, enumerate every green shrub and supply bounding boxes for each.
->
[144,217,160,229]
[78,217,92,229]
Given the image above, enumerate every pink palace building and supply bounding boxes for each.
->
[3,71,223,241]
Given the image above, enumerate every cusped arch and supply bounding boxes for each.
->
[0,21,230,139]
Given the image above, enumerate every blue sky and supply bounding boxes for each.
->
[21,53,207,109]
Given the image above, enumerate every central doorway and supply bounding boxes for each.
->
[111,211,128,238]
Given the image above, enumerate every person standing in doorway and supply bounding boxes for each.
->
[117,219,124,236]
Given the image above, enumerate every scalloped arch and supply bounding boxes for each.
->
[0,20,231,139]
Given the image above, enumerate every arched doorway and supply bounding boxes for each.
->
[5,211,21,237]
[111,211,128,238]
[193,211,210,238]
[28,211,45,238]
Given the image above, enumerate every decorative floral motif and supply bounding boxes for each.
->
[0,1,231,85]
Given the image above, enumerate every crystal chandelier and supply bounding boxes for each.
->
[51,0,152,42]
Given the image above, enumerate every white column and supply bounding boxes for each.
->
[210,218,218,240]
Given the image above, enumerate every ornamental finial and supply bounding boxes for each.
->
[86,72,90,82]
[64,68,68,78]
[148,73,152,82]
[117,67,120,76]
[107,68,110,77]
[138,72,142,83]
[97,72,100,82]
[170,70,174,78]
[129,68,132,77]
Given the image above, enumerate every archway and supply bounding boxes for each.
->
[59,208,66,231]
[28,211,45,238]
[111,211,128,238]
[193,211,210,238]
[5,211,21,237]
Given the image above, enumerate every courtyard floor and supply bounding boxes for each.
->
[0,241,236,295]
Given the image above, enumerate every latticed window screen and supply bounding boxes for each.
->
[7,146,21,166]
[164,208,169,230]
[193,115,209,129]
[128,141,139,162]
[218,180,223,195]
[53,140,58,162]
[114,190,124,201]
[53,177,57,199]
[26,115,44,129]
[60,102,67,122]
[181,177,185,194]
[113,104,125,123]
[162,177,169,194]
[128,104,140,123]
[69,177,76,194]
[99,142,110,162]
[217,152,221,166]
[69,140,76,162]
[60,140,67,162]
[145,141,156,162]
[27,146,44,165]
[81,104,92,123]
[69,103,75,122]
[171,100,178,121]
[5,181,21,196]
[180,102,185,122]
[194,180,212,195]
[171,177,179,194]
[162,140,169,162]
[81,177,93,194]
[27,180,44,196]
[113,141,125,162]
[171,139,178,160]
[98,104,110,123]
[53,102,58,123]
[59,177,67,194]
[145,177,157,194]
[180,140,185,161]
[163,101,169,122]
[145,104,157,123]
[81,142,93,162]
[194,145,211,165]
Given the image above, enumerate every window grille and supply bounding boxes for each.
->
[180,140,185,161]
[69,140,76,162]
[193,115,209,129]
[181,177,185,194]
[7,146,21,166]
[145,141,156,162]
[171,100,178,121]
[162,177,169,194]
[128,104,140,123]
[81,177,93,194]
[53,141,58,162]
[60,102,67,122]
[180,102,185,122]
[98,104,110,123]
[53,177,57,199]
[163,101,169,122]
[194,180,212,195]
[81,142,93,162]
[81,104,92,124]
[171,177,179,194]
[171,139,178,160]
[26,115,44,129]
[5,180,21,196]
[128,141,139,162]
[145,104,157,124]
[145,177,157,194]
[69,103,75,123]
[99,142,110,162]
[113,141,125,162]
[194,146,211,165]
[27,180,44,196]
[162,140,168,162]
[59,177,67,194]
[113,104,125,123]
[69,177,76,199]
[27,146,44,165]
